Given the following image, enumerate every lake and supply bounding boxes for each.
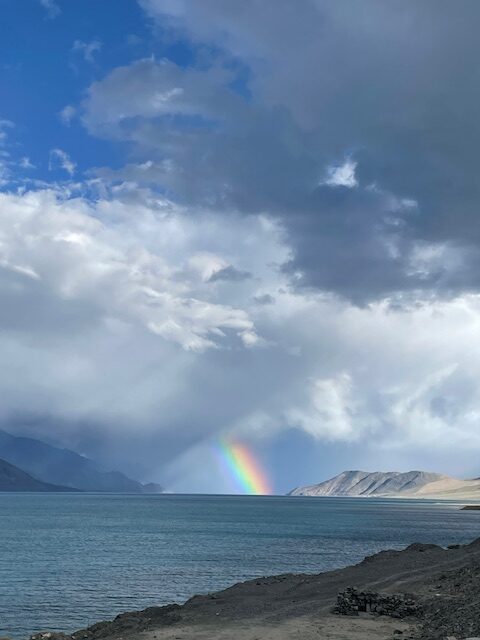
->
[1,493,479,638]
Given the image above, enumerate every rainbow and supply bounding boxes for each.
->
[213,440,272,495]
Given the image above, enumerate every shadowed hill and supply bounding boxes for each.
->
[0,429,163,493]
[0,457,76,492]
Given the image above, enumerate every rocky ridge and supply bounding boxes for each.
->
[289,469,480,499]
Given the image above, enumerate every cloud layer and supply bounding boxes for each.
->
[85,0,480,303]
[1,184,480,486]
[2,1,480,489]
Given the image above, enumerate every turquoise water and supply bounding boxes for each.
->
[1,493,479,638]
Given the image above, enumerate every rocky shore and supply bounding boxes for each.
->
[29,538,480,640]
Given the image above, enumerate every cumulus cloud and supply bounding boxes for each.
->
[0,189,261,351]
[0,184,479,484]
[0,185,282,473]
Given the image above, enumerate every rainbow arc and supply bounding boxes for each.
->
[214,440,272,495]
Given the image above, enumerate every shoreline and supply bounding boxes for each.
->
[34,537,480,640]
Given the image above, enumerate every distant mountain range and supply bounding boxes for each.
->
[0,457,77,492]
[289,470,480,500]
[0,429,163,493]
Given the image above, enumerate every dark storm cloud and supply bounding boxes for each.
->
[253,294,275,305]
[85,0,480,303]
[208,265,252,282]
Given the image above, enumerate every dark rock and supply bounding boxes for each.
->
[405,543,440,553]
[416,561,480,639]
[333,587,421,619]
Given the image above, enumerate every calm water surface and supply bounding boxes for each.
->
[1,493,479,638]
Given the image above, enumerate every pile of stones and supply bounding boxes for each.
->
[333,587,421,618]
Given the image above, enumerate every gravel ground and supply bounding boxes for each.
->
[30,538,480,640]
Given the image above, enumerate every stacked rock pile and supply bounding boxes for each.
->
[333,587,421,618]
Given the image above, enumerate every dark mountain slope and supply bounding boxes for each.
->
[0,429,162,493]
[0,457,76,492]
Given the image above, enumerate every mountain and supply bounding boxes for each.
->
[0,429,163,493]
[0,457,76,492]
[289,470,480,499]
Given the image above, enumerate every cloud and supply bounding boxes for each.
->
[108,1,480,306]
[253,293,275,305]
[0,189,261,352]
[0,120,15,185]
[19,157,35,170]
[72,40,102,64]
[0,121,37,182]
[39,0,60,19]
[287,373,358,440]
[59,105,76,126]
[0,186,280,472]
[0,119,14,139]
[4,1,480,489]
[208,265,252,283]
[82,58,236,139]
[322,159,358,189]
[83,56,470,303]
[0,185,479,485]
[49,148,76,176]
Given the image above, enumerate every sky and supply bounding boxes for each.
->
[1,0,480,493]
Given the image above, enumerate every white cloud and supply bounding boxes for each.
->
[287,374,358,440]
[0,120,14,185]
[39,0,60,19]
[59,105,76,126]
[0,186,479,480]
[49,148,76,176]
[0,189,262,351]
[323,159,358,189]
[19,157,35,170]
[0,119,14,139]
[72,40,102,64]
[82,58,239,141]
[0,187,286,463]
